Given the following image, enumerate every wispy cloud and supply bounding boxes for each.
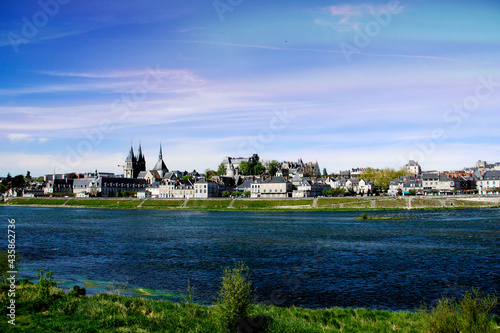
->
[7,133,49,143]
[317,3,403,31]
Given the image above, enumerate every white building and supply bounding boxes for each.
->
[477,171,500,195]
[194,179,219,198]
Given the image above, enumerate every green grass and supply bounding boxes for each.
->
[0,283,431,333]
[232,199,313,209]
[411,198,443,208]
[65,199,142,209]
[8,198,67,205]
[185,199,231,209]
[141,199,185,209]
[375,198,408,209]
[316,198,372,209]
[5,196,499,212]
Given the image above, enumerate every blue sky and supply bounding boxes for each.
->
[1,0,500,176]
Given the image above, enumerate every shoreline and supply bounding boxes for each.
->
[2,196,499,212]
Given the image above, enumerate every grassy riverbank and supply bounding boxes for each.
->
[3,196,499,211]
[0,282,426,332]
[2,281,498,333]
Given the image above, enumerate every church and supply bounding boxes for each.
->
[123,143,169,179]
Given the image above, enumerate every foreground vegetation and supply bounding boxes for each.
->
[1,264,498,332]
[3,196,499,211]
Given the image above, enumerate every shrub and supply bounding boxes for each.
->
[69,285,86,297]
[216,261,255,332]
[425,289,498,333]
[361,213,370,220]
[36,269,56,299]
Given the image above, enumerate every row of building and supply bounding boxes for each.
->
[7,143,500,198]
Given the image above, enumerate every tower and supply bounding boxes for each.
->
[152,143,169,178]
[124,144,136,178]
[137,143,146,174]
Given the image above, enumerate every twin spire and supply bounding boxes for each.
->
[124,142,167,178]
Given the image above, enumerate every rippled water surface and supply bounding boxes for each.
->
[1,206,498,310]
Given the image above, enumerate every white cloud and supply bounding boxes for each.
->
[7,133,34,142]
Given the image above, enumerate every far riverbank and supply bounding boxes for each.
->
[2,195,500,211]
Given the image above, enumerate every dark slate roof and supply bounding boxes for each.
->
[264,176,287,184]
[125,146,136,163]
[153,159,168,172]
[482,170,500,180]
[422,172,439,180]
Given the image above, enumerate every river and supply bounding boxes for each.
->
[1,206,498,311]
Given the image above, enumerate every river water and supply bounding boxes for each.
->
[1,206,498,311]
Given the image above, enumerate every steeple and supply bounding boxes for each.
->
[125,143,136,163]
[153,143,168,174]
[137,142,143,159]
[137,142,146,172]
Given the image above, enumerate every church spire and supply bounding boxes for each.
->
[153,142,168,173]
[125,143,135,162]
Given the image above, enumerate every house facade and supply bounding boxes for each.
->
[477,171,500,195]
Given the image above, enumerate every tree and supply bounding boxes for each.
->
[11,175,26,188]
[222,190,230,197]
[217,163,227,176]
[359,168,410,193]
[267,160,281,177]
[216,261,255,332]
[2,173,12,186]
[248,154,260,175]
[253,162,264,175]
[25,171,31,180]
[232,191,241,197]
[250,154,260,165]
[243,191,251,198]
[323,168,328,177]
[239,161,251,176]
[205,169,217,179]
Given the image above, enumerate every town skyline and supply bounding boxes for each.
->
[0,140,499,178]
[2,0,500,176]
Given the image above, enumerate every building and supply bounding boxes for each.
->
[194,179,219,198]
[405,160,422,175]
[44,179,74,196]
[124,143,146,178]
[73,177,148,197]
[221,156,251,176]
[477,170,500,195]
[260,176,292,198]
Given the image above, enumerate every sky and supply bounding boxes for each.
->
[1,0,500,177]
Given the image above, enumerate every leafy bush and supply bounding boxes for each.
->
[425,289,498,333]
[216,261,255,332]
[69,285,86,297]
[36,269,56,299]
